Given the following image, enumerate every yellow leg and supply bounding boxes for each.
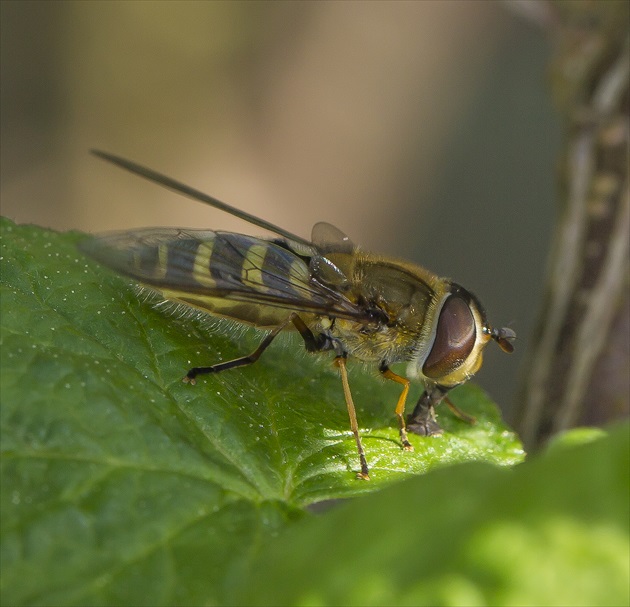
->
[380,367,414,451]
[334,356,370,480]
[445,396,477,425]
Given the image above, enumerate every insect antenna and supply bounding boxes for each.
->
[90,150,314,248]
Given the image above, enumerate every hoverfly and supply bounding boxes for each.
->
[81,150,515,479]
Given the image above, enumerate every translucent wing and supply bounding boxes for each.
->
[86,152,371,325]
[80,228,367,324]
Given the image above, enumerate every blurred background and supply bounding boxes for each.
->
[0,1,560,422]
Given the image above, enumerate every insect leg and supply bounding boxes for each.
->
[379,365,414,451]
[290,314,333,352]
[444,397,477,425]
[292,316,370,479]
[183,318,291,384]
[334,356,370,480]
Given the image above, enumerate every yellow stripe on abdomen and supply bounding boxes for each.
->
[241,244,269,292]
[192,241,217,288]
[155,243,168,279]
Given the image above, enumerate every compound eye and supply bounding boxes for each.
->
[423,295,476,379]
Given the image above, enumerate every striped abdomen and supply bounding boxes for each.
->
[80,228,355,328]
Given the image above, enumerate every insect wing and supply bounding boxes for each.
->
[80,228,365,321]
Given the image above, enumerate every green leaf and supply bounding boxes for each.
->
[237,423,629,607]
[1,218,523,605]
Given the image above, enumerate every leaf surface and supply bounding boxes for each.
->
[1,218,525,605]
